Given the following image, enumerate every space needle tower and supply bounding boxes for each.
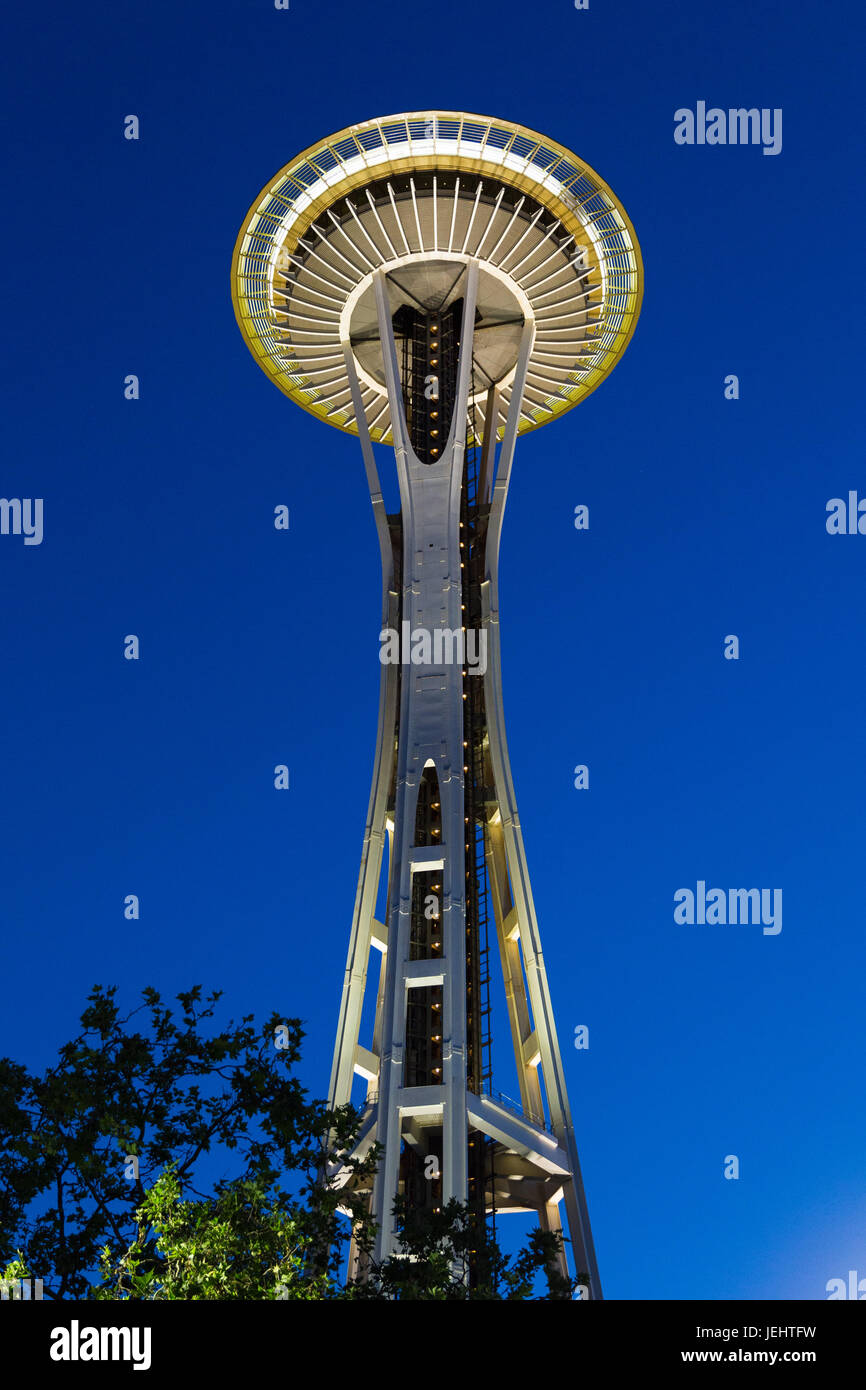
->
[232,111,642,1297]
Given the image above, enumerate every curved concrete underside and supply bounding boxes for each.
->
[233,111,642,445]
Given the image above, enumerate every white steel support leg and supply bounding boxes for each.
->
[538,1197,570,1283]
[481,320,603,1298]
[327,346,398,1116]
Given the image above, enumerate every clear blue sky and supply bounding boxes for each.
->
[2,0,864,1299]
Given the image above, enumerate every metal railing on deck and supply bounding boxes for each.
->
[356,1085,554,1137]
[481,1084,555,1136]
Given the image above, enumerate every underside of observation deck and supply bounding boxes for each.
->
[233,110,642,445]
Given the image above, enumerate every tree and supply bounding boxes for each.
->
[0,984,369,1300]
[92,1167,344,1300]
[0,1253,32,1300]
[2,983,582,1301]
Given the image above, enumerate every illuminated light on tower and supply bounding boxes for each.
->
[232,111,642,1297]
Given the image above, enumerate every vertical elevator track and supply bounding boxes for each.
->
[393,302,496,1276]
[461,374,497,1269]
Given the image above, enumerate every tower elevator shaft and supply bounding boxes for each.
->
[391,296,493,1238]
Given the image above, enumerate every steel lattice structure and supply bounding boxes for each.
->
[232,110,642,1297]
